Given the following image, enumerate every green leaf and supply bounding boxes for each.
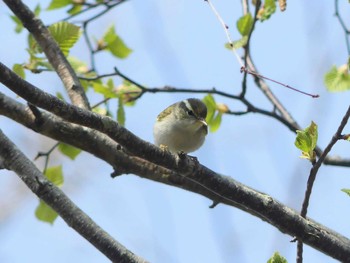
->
[44,165,64,187]
[35,200,58,224]
[225,36,249,50]
[305,121,318,150]
[342,189,350,197]
[295,130,311,152]
[294,121,318,161]
[58,143,81,160]
[259,0,277,21]
[237,13,253,36]
[56,92,65,101]
[10,15,24,33]
[92,81,118,98]
[117,98,126,126]
[34,4,41,16]
[12,64,25,79]
[68,4,83,15]
[210,112,222,133]
[203,94,216,124]
[47,0,72,10]
[324,65,350,92]
[106,78,114,90]
[103,25,132,59]
[202,95,223,133]
[48,22,81,56]
[267,252,288,263]
[35,165,63,224]
[234,36,248,49]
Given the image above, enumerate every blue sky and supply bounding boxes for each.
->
[1,0,350,262]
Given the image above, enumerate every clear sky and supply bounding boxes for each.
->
[1,0,350,262]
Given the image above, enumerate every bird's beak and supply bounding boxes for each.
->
[200,119,207,126]
[198,118,208,134]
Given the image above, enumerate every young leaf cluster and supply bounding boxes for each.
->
[225,13,253,50]
[101,25,133,59]
[226,0,282,51]
[267,252,288,263]
[324,65,350,92]
[202,94,229,132]
[257,0,276,21]
[294,121,318,162]
[14,19,81,74]
[47,0,83,15]
[58,143,81,160]
[92,79,141,126]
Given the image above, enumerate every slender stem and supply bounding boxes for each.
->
[241,0,261,97]
[297,106,350,263]
[334,0,350,55]
[205,0,244,67]
[297,241,303,263]
[34,142,59,174]
[242,67,319,98]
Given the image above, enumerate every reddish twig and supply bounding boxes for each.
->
[241,66,319,98]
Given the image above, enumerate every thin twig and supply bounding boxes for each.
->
[63,0,127,22]
[205,0,318,99]
[297,241,303,263]
[334,0,350,55]
[83,22,97,72]
[204,0,244,67]
[241,67,319,98]
[241,0,261,97]
[34,142,60,174]
[242,0,249,14]
[301,106,350,217]
[79,72,119,81]
[297,106,350,263]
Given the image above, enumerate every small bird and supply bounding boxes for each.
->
[153,98,208,153]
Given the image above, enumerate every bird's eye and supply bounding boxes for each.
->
[187,110,194,116]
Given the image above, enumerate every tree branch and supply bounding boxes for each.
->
[0,129,146,263]
[3,0,90,109]
[297,105,350,262]
[2,63,350,261]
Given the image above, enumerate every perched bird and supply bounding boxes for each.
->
[153,98,208,153]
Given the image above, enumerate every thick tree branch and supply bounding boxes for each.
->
[1,63,350,261]
[0,130,146,263]
[3,0,90,109]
